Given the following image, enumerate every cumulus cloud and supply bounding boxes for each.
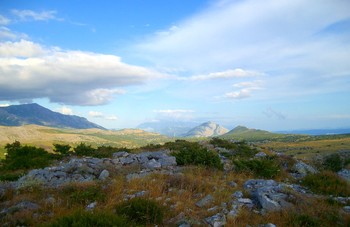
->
[11,9,59,21]
[154,109,194,120]
[0,40,165,105]
[0,103,10,107]
[57,106,73,115]
[89,111,118,121]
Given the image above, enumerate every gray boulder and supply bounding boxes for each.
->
[338,169,350,182]
[196,194,214,208]
[205,213,226,227]
[292,161,317,178]
[244,179,293,212]
[98,169,110,180]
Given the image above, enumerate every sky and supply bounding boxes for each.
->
[0,0,350,131]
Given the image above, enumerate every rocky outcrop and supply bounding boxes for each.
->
[338,169,350,182]
[291,161,318,178]
[14,151,177,188]
[244,179,301,212]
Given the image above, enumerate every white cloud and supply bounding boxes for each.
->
[57,106,73,115]
[89,111,104,118]
[136,0,350,98]
[224,89,251,99]
[0,39,46,57]
[0,103,9,107]
[0,40,165,105]
[224,80,263,100]
[89,111,118,121]
[0,15,10,25]
[11,9,59,21]
[185,68,262,81]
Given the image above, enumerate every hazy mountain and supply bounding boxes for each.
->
[137,120,199,137]
[184,121,229,137]
[0,103,105,129]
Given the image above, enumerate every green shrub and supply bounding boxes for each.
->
[210,138,257,158]
[115,198,164,225]
[53,144,71,156]
[73,143,96,157]
[46,210,129,227]
[1,141,55,171]
[322,153,343,172]
[233,157,280,178]
[301,171,350,196]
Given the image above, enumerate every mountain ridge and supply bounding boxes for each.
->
[0,103,105,129]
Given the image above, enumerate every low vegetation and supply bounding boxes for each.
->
[232,157,281,178]
[301,171,350,197]
[115,197,164,225]
[167,140,223,170]
[0,137,349,226]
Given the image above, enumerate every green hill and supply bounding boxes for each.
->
[221,126,305,142]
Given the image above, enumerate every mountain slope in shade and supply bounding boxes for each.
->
[0,103,105,129]
[184,121,229,137]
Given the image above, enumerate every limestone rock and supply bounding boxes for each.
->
[98,169,109,180]
[338,169,350,182]
[195,194,214,208]
[292,161,317,178]
[205,213,226,227]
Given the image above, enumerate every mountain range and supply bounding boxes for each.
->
[0,103,104,129]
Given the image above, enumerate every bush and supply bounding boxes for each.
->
[210,138,257,158]
[115,198,164,225]
[53,144,71,156]
[73,143,96,157]
[1,141,55,171]
[322,153,343,172]
[46,210,128,227]
[166,140,223,169]
[301,171,350,196]
[233,157,280,178]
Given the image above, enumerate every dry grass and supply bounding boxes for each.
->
[1,161,349,226]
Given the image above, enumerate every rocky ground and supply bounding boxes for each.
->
[0,140,349,226]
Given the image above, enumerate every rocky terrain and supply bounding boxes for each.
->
[0,139,349,226]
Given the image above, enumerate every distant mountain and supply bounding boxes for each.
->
[137,120,199,137]
[184,121,229,137]
[0,103,105,129]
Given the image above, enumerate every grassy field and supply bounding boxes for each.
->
[0,125,171,158]
[261,134,350,159]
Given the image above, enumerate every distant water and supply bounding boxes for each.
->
[275,129,350,136]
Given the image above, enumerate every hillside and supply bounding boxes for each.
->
[221,125,303,141]
[0,125,170,154]
[137,120,199,137]
[184,121,229,137]
[0,103,104,129]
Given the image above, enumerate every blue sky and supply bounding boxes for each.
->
[0,0,349,131]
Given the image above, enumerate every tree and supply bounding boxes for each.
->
[53,143,71,156]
